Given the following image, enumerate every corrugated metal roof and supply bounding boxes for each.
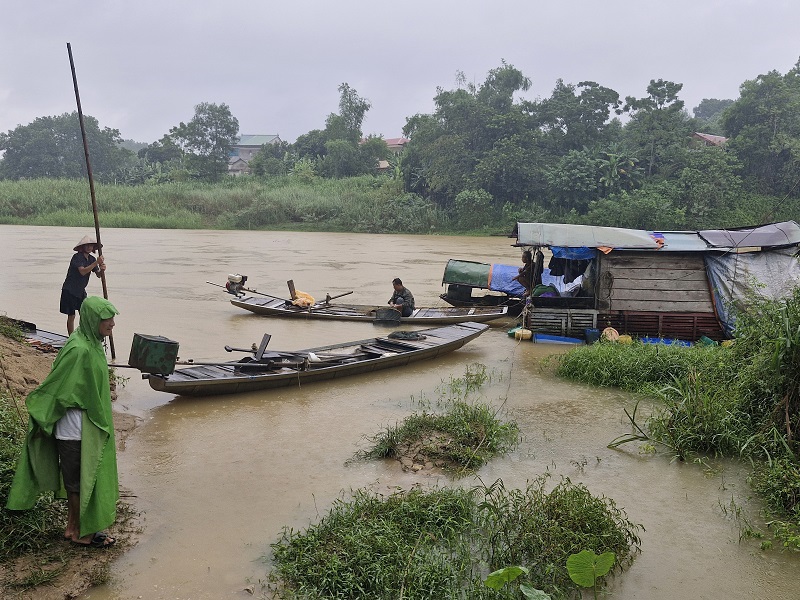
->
[658,232,711,251]
[516,221,800,252]
[237,134,281,147]
[515,223,661,249]
[692,132,728,146]
[699,221,800,248]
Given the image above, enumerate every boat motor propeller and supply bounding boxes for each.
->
[225,273,248,296]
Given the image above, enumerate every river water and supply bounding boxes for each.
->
[2,224,798,599]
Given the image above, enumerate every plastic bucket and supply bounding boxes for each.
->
[584,328,600,344]
[514,328,533,340]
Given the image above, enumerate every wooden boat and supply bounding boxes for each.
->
[10,318,68,352]
[145,322,489,396]
[229,293,508,324]
[439,259,526,316]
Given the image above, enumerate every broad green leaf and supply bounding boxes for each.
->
[485,566,529,589]
[566,550,616,587]
[594,551,616,576]
[520,583,552,599]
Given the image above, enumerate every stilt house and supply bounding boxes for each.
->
[513,221,800,341]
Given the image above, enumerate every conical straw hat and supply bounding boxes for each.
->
[73,235,102,251]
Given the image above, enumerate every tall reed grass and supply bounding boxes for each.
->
[0,177,455,233]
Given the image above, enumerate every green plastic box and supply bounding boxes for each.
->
[128,333,179,375]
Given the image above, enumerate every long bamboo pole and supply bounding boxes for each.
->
[66,42,115,358]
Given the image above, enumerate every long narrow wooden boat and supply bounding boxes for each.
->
[10,318,68,352]
[145,322,489,396]
[230,294,508,324]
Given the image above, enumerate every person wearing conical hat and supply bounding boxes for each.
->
[60,235,107,334]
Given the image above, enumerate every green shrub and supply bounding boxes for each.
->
[268,476,641,600]
[0,393,68,557]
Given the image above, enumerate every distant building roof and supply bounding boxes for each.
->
[237,134,281,147]
[360,137,409,147]
[692,132,728,146]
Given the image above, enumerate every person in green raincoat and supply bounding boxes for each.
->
[7,296,120,548]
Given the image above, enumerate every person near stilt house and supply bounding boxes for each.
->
[512,250,534,295]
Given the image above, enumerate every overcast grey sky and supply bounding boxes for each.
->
[1,1,798,145]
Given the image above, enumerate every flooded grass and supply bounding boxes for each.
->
[0,177,454,233]
[267,365,641,598]
[555,289,800,550]
[355,401,520,474]
[555,339,726,393]
[354,364,519,475]
[266,475,642,600]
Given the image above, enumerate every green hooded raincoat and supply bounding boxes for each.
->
[6,296,120,537]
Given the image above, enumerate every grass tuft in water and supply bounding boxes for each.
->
[356,402,520,473]
[267,475,642,599]
[354,364,518,475]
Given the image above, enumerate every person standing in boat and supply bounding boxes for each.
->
[388,277,415,317]
[7,296,120,548]
[61,235,106,334]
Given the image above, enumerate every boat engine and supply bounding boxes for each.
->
[225,273,248,295]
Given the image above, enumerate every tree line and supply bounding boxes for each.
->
[1,60,799,230]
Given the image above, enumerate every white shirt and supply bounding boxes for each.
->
[55,408,83,440]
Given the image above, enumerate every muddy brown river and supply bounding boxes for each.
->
[2,224,798,599]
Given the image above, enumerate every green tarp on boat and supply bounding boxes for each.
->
[441,259,491,288]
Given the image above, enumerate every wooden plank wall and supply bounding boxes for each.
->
[528,308,598,338]
[597,252,714,313]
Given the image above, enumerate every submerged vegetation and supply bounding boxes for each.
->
[557,288,800,548]
[268,364,640,598]
[355,364,519,475]
[267,476,642,600]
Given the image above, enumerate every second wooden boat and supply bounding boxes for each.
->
[229,293,508,324]
[145,321,489,396]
